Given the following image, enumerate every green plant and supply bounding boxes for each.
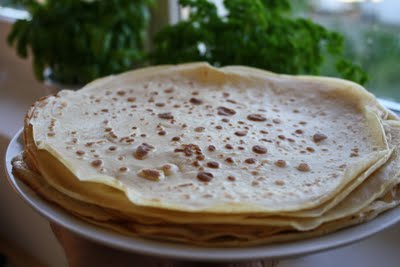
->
[7,0,153,85]
[150,0,368,85]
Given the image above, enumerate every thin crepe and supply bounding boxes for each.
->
[12,155,400,246]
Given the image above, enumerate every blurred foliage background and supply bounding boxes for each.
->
[2,0,153,84]
[291,0,400,100]
[1,0,399,100]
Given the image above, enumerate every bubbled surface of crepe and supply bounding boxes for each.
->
[27,63,390,212]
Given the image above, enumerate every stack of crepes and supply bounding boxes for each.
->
[12,63,400,247]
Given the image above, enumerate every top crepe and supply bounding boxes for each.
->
[25,63,391,213]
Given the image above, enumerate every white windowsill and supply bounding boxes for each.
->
[0,6,29,22]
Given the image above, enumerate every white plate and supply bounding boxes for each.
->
[5,128,400,261]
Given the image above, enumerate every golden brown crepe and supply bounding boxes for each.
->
[13,63,400,246]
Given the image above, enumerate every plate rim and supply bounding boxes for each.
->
[5,128,400,261]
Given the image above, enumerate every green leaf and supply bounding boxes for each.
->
[336,59,369,85]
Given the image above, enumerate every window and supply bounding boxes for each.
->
[302,0,400,101]
[178,0,400,102]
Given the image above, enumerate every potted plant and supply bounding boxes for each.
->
[6,0,367,88]
[7,0,153,87]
